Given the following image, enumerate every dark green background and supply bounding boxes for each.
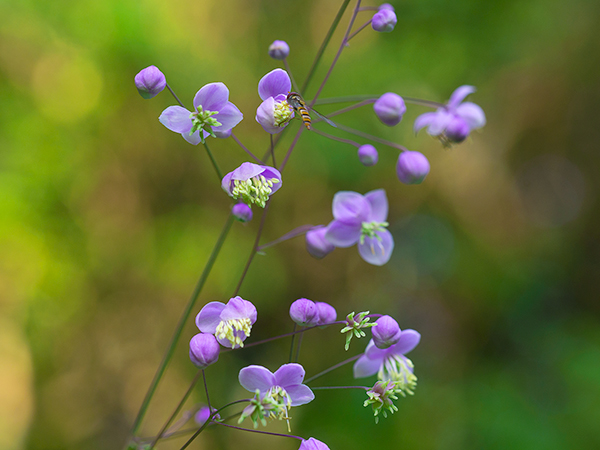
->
[1,0,599,449]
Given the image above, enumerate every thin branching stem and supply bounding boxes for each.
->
[214,422,304,441]
[231,133,263,163]
[203,141,223,180]
[304,354,362,384]
[284,58,301,94]
[166,82,185,107]
[347,18,372,41]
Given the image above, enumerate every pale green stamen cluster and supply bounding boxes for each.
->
[189,106,222,144]
[238,387,292,430]
[360,221,389,257]
[340,311,377,351]
[378,354,417,395]
[215,317,252,349]
[231,175,280,208]
[273,100,294,127]
[364,380,401,424]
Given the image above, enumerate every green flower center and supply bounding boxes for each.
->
[273,101,294,127]
[215,317,252,348]
[378,354,417,395]
[231,175,280,208]
[189,106,222,143]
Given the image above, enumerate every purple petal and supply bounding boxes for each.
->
[358,229,394,265]
[195,301,226,333]
[159,106,193,134]
[222,172,234,195]
[221,296,257,324]
[239,365,276,393]
[391,329,421,354]
[315,301,337,324]
[285,384,315,406]
[331,191,371,222]
[182,129,204,145]
[455,102,486,129]
[230,162,265,181]
[256,97,285,134]
[447,85,476,109]
[260,166,282,193]
[414,112,437,133]
[305,226,335,259]
[353,352,383,378]
[324,219,362,248]
[213,101,243,132]
[299,438,331,450]
[364,189,388,222]
[258,68,291,101]
[426,110,453,136]
[274,363,305,388]
[193,82,229,111]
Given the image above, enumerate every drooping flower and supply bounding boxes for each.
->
[268,40,290,60]
[239,363,315,407]
[189,333,220,369]
[371,315,402,349]
[315,301,336,325]
[255,69,295,134]
[353,330,420,393]
[159,82,243,145]
[414,85,486,145]
[374,93,406,126]
[305,225,335,259]
[299,438,331,450]
[195,296,257,349]
[372,8,397,32]
[222,162,282,208]
[324,189,394,265]
[232,202,253,222]
[134,65,166,99]
[358,144,379,166]
[396,151,430,184]
[364,380,401,423]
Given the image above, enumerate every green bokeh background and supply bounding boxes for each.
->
[1,0,600,449]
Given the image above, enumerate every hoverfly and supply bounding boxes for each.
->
[286,92,336,130]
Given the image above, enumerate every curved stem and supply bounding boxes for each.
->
[256,224,314,253]
[347,18,372,42]
[231,133,263,164]
[326,99,377,118]
[310,128,360,147]
[214,422,304,441]
[203,141,223,180]
[270,134,276,167]
[166,82,185,107]
[130,214,235,436]
[288,323,297,363]
[332,122,409,152]
[310,385,368,390]
[279,125,305,172]
[304,354,362,384]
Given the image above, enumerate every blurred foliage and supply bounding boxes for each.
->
[1,0,600,449]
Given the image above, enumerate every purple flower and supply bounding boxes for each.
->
[353,331,420,392]
[222,162,282,208]
[371,315,402,349]
[134,65,166,99]
[256,69,294,134]
[374,93,406,126]
[290,298,319,326]
[378,3,395,11]
[194,405,220,425]
[305,225,335,259]
[268,40,290,60]
[232,202,253,222]
[159,82,243,145]
[414,85,486,144]
[299,438,331,450]
[396,151,430,184]
[315,301,336,325]
[195,296,257,349]
[324,189,394,266]
[189,333,220,369]
[239,363,315,407]
[372,8,397,32]
[358,144,379,166]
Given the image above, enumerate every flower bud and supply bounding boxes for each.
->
[444,116,470,143]
[372,315,402,349]
[315,301,337,325]
[299,438,331,450]
[305,226,335,259]
[379,3,395,11]
[232,202,253,222]
[290,298,319,326]
[268,40,290,60]
[195,405,220,425]
[134,65,166,99]
[371,9,397,32]
[374,93,406,126]
[189,333,220,369]
[396,151,430,184]
[358,144,378,166]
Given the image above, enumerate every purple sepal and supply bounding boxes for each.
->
[268,40,290,60]
[189,333,220,369]
[299,438,331,450]
[372,9,397,32]
[396,151,430,184]
[358,144,379,166]
[258,69,291,101]
[305,226,335,259]
[232,203,253,222]
[290,298,319,326]
[135,65,166,99]
[358,229,394,266]
[315,302,337,325]
[372,315,402,349]
[239,363,314,406]
[374,93,406,126]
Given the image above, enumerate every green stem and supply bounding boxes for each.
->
[130,213,235,436]
[203,141,223,180]
[300,0,352,95]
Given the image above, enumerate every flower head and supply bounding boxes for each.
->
[290,298,319,326]
[232,202,253,222]
[299,438,331,450]
[135,65,166,99]
[159,82,243,145]
[364,380,401,423]
[189,333,220,369]
[358,144,379,166]
[256,69,295,134]
[374,93,406,126]
[396,151,430,184]
[222,162,282,208]
[268,40,290,60]
[372,8,397,32]
[195,296,257,349]
[305,225,335,259]
[354,330,420,394]
[372,315,402,349]
[414,85,486,145]
[324,189,394,265]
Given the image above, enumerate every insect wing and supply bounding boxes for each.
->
[309,107,337,128]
